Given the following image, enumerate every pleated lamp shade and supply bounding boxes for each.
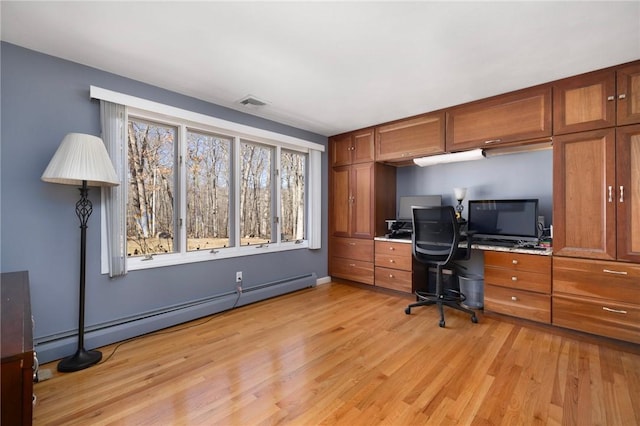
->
[41,133,119,187]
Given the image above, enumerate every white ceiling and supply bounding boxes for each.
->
[2,1,639,137]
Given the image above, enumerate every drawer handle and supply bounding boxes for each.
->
[511,296,518,301]
[607,95,615,101]
[484,139,502,145]
[389,274,394,278]
[619,93,627,100]
[348,242,356,246]
[349,263,356,267]
[389,259,395,263]
[603,269,628,275]
[511,276,518,281]
[389,247,395,251]
[602,306,627,314]
[512,259,518,265]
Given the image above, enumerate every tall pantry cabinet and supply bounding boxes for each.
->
[329,129,396,285]
[552,61,640,343]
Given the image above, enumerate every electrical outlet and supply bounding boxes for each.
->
[236,271,243,283]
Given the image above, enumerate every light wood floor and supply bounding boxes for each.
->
[34,282,640,425]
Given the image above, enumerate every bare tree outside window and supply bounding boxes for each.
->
[127,119,176,257]
[281,150,305,241]
[240,142,272,245]
[186,130,231,251]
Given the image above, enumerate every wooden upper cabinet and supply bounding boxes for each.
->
[616,124,640,263]
[553,128,617,260]
[330,128,374,167]
[617,63,640,126]
[553,69,616,135]
[375,112,445,163]
[445,86,552,151]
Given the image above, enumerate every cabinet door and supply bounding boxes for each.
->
[331,166,351,237]
[616,124,640,262]
[330,129,374,167]
[352,129,375,164]
[375,112,445,162]
[553,70,616,135]
[445,86,552,151]
[330,133,353,167]
[553,129,616,260]
[351,162,374,239]
[617,63,640,126]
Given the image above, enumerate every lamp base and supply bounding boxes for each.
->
[57,348,102,372]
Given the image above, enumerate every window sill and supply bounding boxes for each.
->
[102,241,310,274]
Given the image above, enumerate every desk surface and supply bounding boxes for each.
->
[374,236,553,256]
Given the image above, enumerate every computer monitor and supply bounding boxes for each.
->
[467,199,539,243]
[397,195,442,221]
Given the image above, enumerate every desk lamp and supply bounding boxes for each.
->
[453,187,467,223]
[41,133,119,372]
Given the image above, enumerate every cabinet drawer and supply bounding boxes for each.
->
[484,284,551,323]
[484,267,550,294]
[375,267,412,293]
[375,241,412,271]
[553,257,640,303]
[484,251,551,272]
[331,257,374,285]
[553,294,640,344]
[375,240,412,257]
[331,237,374,262]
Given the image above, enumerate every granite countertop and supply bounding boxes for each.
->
[374,236,553,256]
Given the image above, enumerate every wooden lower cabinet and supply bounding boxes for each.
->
[484,251,552,323]
[373,240,427,293]
[330,237,374,285]
[374,240,413,292]
[553,256,640,344]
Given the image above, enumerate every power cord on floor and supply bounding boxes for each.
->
[98,288,243,365]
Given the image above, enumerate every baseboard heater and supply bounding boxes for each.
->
[35,273,317,363]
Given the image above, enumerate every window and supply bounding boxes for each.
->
[126,119,177,257]
[280,150,306,242]
[186,130,231,251]
[94,86,324,273]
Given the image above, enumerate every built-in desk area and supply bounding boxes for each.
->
[373,236,553,325]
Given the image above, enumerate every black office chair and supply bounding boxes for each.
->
[404,206,478,327]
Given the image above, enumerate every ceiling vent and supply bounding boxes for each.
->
[238,95,268,107]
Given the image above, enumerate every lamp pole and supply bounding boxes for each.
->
[57,180,102,372]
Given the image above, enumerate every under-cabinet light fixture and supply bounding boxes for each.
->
[413,148,485,167]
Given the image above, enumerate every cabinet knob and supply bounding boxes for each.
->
[619,93,627,100]
[389,259,395,263]
[348,242,356,246]
[349,263,356,267]
[607,95,615,101]
[511,296,518,301]
[389,274,394,278]
[512,259,518,265]
[389,246,395,251]
[511,276,518,281]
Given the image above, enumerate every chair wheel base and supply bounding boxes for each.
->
[439,320,445,327]
[405,307,411,315]
[471,315,478,323]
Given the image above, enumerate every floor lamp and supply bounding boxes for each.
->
[41,133,119,372]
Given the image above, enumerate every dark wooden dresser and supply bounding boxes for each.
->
[2,271,34,425]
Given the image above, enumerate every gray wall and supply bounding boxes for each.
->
[396,150,553,226]
[1,43,328,363]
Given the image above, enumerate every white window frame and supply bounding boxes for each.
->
[92,86,324,272]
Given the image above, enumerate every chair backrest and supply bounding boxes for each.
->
[411,206,460,266]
